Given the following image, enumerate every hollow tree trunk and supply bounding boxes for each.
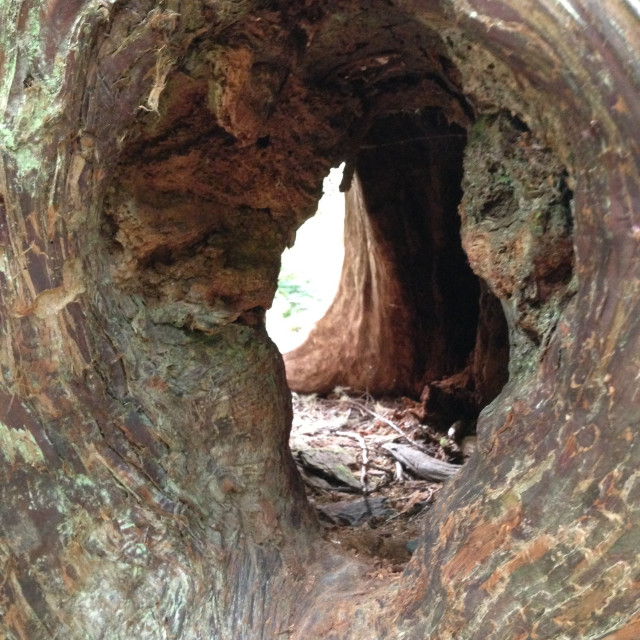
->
[284,111,486,399]
[1,1,640,639]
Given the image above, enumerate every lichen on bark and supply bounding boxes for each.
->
[461,112,576,379]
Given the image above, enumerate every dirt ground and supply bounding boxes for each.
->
[290,390,474,573]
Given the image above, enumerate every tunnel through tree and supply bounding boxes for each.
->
[1,1,638,639]
[286,108,510,428]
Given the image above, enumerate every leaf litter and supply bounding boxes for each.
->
[289,388,474,572]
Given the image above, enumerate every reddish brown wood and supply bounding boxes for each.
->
[285,111,488,401]
[0,1,639,639]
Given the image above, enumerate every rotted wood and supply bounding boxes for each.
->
[285,110,477,399]
[1,1,640,639]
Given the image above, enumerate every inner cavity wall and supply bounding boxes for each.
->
[4,0,635,637]
[95,0,578,511]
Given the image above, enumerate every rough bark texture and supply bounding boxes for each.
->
[285,110,485,398]
[1,1,639,639]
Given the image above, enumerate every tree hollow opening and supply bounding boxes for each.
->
[284,109,510,425]
[282,110,515,565]
[267,165,346,354]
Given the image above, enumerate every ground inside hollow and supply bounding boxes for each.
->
[290,390,473,573]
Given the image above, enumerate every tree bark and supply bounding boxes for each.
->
[1,1,639,639]
[284,111,488,400]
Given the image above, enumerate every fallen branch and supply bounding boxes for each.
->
[382,443,461,482]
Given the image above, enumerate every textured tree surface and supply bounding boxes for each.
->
[284,111,487,399]
[1,1,640,639]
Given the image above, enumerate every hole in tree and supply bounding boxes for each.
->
[96,13,574,575]
[266,165,346,354]
[283,109,511,567]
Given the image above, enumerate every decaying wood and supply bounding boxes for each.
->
[336,429,371,494]
[285,117,486,399]
[295,445,362,492]
[383,442,461,481]
[1,1,640,639]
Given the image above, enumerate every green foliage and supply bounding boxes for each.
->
[496,172,512,186]
[273,272,316,319]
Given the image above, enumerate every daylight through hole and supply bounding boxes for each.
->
[266,165,346,354]
[275,111,527,567]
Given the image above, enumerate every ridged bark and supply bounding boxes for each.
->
[0,1,639,639]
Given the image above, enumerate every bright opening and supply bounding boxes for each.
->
[267,164,346,353]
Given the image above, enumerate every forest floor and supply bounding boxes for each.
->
[289,390,473,573]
